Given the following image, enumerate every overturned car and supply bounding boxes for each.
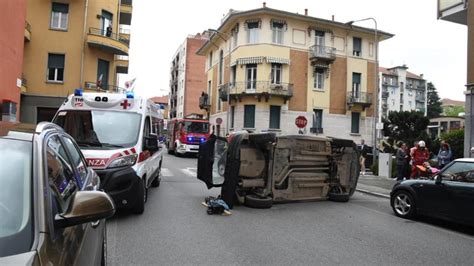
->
[197,132,360,209]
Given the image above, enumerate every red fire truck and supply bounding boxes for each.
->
[166,114,210,156]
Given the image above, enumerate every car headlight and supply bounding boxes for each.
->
[107,154,138,169]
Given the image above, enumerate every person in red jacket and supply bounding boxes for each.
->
[410,140,430,178]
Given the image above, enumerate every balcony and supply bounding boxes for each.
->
[309,45,336,63]
[21,75,27,93]
[120,0,133,25]
[87,28,129,55]
[116,55,129,74]
[199,93,211,110]
[84,81,127,93]
[416,95,425,102]
[381,91,389,99]
[219,81,294,103]
[438,0,467,25]
[24,21,31,42]
[347,91,373,110]
[119,27,131,45]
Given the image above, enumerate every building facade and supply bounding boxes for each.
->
[379,65,427,118]
[150,96,169,119]
[169,33,210,119]
[428,116,465,139]
[0,0,27,122]
[197,5,393,145]
[21,0,132,123]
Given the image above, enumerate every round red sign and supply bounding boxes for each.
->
[295,116,307,128]
[216,117,223,125]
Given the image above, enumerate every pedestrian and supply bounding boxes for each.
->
[396,142,408,181]
[359,139,368,175]
[410,140,430,178]
[106,24,112,37]
[437,141,452,169]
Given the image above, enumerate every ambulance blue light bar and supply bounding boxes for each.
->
[74,88,83,96]
[126,92,134,99]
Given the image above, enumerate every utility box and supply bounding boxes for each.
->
[378,153,392,179]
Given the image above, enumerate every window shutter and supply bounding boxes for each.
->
[52,3,69,13]
[48,54,65,68]
[244,105,255,128]
[269,105,281,129]
[351,112,360,134]
[353,37,362,51]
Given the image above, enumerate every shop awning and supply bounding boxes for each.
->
[237,56,264,65]
[266,57,291,65]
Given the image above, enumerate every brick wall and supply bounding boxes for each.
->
[329,57,347,115]
[184,37,207,116]
[289,50,308,111]
[366,61,376,117]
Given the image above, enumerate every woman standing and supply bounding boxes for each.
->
[396,142,408,181]
[438,142,452,169]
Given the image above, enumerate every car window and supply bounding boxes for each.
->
[46,135,77,214]
[441,161,474,183]
[62,136,88,188]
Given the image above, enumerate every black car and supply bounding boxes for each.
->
[390,159,474,226]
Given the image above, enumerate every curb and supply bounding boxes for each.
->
[356,188,390,199]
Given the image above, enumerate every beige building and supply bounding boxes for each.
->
[21,0,132,123]
[197,5,393,144]
[429,116,465,139]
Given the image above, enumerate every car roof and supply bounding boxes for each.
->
[0,122,36,141]
[453,158,474,163]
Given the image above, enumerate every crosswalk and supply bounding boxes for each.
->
[161,167,197,177]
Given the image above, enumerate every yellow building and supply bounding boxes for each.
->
[197,5,393,145]
[21,0,132,123]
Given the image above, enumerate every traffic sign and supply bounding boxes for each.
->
[216,117,223,125]
[295,116,307,128]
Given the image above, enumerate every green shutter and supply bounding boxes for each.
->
[48,54,65,68]
[351,112,360,134]
[52,3,69,13]
[244,105,255,128]
[269,105,280,129]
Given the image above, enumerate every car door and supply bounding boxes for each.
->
[412,178,451,218]
[197,134,226,189]
[38,134,96,265]
[142,116,157,187]
[442,163,474,224]
[61,135,104,265]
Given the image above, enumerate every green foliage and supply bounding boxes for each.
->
[427,82,443,118]
[443,105,464,117]
[440,129,464,159]
[382,111,431,150]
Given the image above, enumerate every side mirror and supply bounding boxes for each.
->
[54,191,115,228]
[434,175,442,185]
[144,136,159,152]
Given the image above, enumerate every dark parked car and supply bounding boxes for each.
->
[0,122,115,264]
[390,158,474,226]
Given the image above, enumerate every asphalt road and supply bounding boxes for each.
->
[107,152,474,265]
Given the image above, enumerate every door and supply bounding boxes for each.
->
[101,10,113,36]
[97,59,109,90]
[315,30,325,55]
[412,179,451,218]
[246,64,257,91]
[197,135,227,188]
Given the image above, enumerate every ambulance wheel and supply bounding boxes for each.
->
[133,178,146,214]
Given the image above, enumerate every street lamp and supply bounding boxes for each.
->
[346,18,379,164]
[208,28,232,135]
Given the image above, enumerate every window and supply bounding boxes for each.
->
[351,112,360,134]
[272,22,284,44]
[269,105,281,129]
[47,54,65,82]
[247,22,259,43]
[352,73,361,99]
[230,106,235,129]
[51,3,69,30]
[100,10,113,36]
[244,105,255,128]
[312,109,323,130]
[231,31,238,49]
[353,37,362,56]
[246,64,257,90]
[62,136,88,187]
[314,68,325,90]
[230,66,237,86]
[315,30,325,46]
[219,50,224,85]
[441,162,474,183]
[209,51,213,68]
[208,80,211,95]
[1,101,17,122]
[271,63,282,84]
[97,59,109,89]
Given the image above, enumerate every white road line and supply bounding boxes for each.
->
[161,168,173,177]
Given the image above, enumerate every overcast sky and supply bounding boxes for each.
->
[121,0,467,101]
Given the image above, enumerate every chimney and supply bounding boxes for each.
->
[263,2,266,7]
[420,74,424,79]
[332,15,335,21]
[304,9,308,16]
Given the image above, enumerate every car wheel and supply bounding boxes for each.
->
[392,190,416,219]
[244,194,273,209]
[133,178,146,214]
[101,223,107,266]
[328,192,350,202]
[151,166,161,188]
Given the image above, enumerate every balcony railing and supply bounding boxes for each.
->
[219,81,293,101]
[309,45,336,62]
[84,81,127,93]
[347,91,373,108]
[89,28,130,46]
[416,95,425,102]
[199,94,211,109]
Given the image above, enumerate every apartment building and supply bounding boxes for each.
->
[0,0,27,122]
[21,0,132,123]
[150,96,169,119]
[197,4,393,144]
[379,65,427,119]
[169,33,210,119]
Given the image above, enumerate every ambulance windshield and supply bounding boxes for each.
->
[183,121,209,134]
[54,110,141,149]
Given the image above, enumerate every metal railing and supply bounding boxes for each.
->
[119,27,131,34]
[21,75,27,87]
[121,0,133,5]
[416,95,425,102]
[347,91,373,104]
[25,21,31,32]
[88,28,129,46]
[309,45,336,61]
[199,94,211,109]
[84,81,127,93]
[219,81,293,97]
[116,55,129,61]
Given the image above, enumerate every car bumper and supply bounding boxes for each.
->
[95,166,141,209]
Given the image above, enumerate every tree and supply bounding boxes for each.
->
[443,105,465,117]
[427,82,442,118]
[382,111,431,149]
[440,129,464,159]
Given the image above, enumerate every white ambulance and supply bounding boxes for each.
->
[53,89,164,214]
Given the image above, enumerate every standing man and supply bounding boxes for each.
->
[359,139,368,175]
[410,140,430,178]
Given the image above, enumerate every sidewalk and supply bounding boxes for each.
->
[356,174,396,199]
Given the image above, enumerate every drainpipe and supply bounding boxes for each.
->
[80,0,89,88]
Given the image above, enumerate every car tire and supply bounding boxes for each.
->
[248,133,276,144]
[151,166,161,188]
[328,192,350,202]
[133,178,146,214]
[391,190,416,219]
[244,194,273,209]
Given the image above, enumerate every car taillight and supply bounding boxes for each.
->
[138,151,150,163]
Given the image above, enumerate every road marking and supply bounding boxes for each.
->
[161,168,173,177]
[181,167,197,177]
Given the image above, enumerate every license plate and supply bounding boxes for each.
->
[189,145,199,149]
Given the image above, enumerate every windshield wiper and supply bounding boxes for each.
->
[76,141,102,147]
[100,143,124,148]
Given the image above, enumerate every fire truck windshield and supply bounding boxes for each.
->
[54,110,142,149]
[183,121,209,134]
